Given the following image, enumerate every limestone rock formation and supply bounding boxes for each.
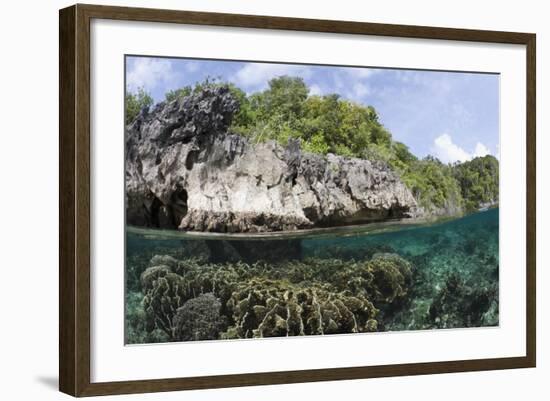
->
[126,86,418,232]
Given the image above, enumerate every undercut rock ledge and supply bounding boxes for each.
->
[125,87,418,233]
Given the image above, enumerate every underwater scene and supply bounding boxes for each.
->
[125,208,499,344]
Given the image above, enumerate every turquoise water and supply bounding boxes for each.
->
[125,208,499,344]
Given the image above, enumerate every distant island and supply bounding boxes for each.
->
[125,77,499,233]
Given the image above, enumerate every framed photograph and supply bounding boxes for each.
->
[59,4,536,397]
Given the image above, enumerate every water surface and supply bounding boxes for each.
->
[126,208,499,344]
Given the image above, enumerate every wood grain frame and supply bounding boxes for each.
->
[59,3,536,397]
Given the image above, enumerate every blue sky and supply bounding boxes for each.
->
[126,56,499,163]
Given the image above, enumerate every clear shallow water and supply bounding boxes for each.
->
[126,208,499,344]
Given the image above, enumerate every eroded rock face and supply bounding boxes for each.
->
[126,87,418,232]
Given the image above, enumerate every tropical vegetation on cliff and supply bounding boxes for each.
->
[453,155,499,211]
[126,76,498,215]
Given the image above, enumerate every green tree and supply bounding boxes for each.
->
[453,155,499,212]
[165,86,192,102]
[298,94,386,157]
[126,87,153,124]
[224,84,257,134]
[399,156,463,211]
[236,76,309,144]
[257,76,309,121]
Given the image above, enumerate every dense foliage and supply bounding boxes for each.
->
[453,155,499,212]
[126,76,499,214]
[125,87,153,124]
[399,156,464,213]
[230,76,394,158]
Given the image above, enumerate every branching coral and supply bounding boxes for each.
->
[142,271,186,338]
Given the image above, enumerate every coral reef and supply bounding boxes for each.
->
[369,253,413,304]
[126,208,500,343]
[428,272,498,328]
[142,271,186,338]
[358,208,499,331]
[135,252,412,342]
[224,279,378,338]
[125,291,169,344]
[173,293,224,341]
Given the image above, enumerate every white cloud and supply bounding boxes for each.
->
[309,84,323,96]
[432,134,470,163]
[126,58,175,91]
[473,142,491,158]
[233,63,311,90]
[330,68,379,102]
[431,133,491,163]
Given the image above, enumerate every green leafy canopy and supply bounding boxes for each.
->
[125,87,153,124]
